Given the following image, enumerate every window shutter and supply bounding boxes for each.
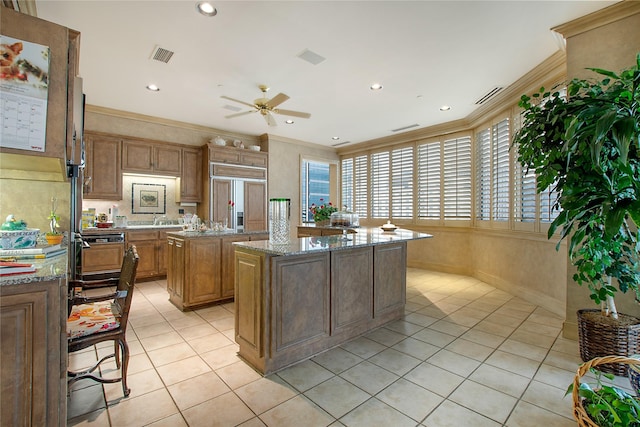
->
[492,118,510,222]
[417,141,441,219]
[354,155,368,218]
[514,159,536,222]
[371,151,390,218]
[539,181,560,223]
[475,128,491,221]
[391,146,414,218]
[443,136,471,220]
[341,158,354,212]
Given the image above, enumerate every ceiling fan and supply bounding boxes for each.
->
[221,85,311,126]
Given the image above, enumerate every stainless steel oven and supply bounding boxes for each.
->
[80,231,125,280]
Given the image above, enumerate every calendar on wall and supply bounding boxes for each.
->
[0,35,50,152]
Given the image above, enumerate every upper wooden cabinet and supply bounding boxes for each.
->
[207,144,268,168]
[84,132,122,200]
[179,147,202,203]
[122,140,181,175]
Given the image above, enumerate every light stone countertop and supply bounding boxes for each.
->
[0,251,68,286]
[233,227,432,256]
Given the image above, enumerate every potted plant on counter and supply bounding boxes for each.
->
[512,53,640,375]
[309,199,337,226]
[45,197,63,245]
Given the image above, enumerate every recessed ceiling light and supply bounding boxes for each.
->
[332,136,340,140]
[146,84,160,92]
[285,120,294,124]
[197,2,217,16]
[370,83,383,91]
[440,105,451,111]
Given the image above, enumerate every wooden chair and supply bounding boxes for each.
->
[67,245,139,397]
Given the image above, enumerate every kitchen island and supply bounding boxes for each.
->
[233,228,431,375]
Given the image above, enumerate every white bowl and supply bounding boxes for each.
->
[0,228,40,249]
[248,145,261,151]
[211,137,226,146]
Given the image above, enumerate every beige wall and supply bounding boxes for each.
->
[557,4,640,338]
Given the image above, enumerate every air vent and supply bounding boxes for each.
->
[475,87,503,105]
[223,104,242,112]
[332,140,352,147]
[297,49,326,65]
[391,124,419,133]
[150,46,174,64]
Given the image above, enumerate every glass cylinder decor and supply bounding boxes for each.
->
[269,198,290,244]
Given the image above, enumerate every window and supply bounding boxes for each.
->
[391,146,414,218]
[417,141,441,219]
[301,160,331,223]
[354,155,368,218]
[341,158,353,212]
[475,118,510,223]
[371,151,390,218]
[443,136,472,220]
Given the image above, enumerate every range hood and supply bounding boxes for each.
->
[0,153,68,182]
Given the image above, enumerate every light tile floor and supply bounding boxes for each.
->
[66,268,632,427]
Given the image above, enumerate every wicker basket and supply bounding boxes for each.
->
[572,355,640,427]
[577,309,640,376]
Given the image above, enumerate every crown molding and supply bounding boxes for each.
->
[552,0,640,39]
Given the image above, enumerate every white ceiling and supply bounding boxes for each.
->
[35,0,615,147]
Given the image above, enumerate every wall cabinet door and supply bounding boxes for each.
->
[122,141,181,175]
[244,181,267,231]
[84,133,122,200]
[180,147,202,202]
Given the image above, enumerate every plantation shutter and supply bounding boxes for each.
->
[475,128,491,221]
[354,155,368,218]
[443,136,472,220]
[492,118,510,221]
[539,181,560,223]
[391,146,414,218]
[371,151,390,218]
[417,141,441,219]
[341,158,354,212]
[514,159,536,222]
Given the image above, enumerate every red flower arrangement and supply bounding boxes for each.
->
[309,199,337,222]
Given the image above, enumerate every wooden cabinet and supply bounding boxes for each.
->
[126,228,180,280]
[81,242,125,276]
[207,144,268,168]
[1,279,66,426]
[179,147,202,203]
[166,232,267,310]
[244,181,267,232]
[122,140,181,175]
[84,132,122,200]
[298,226,348,237]
[211,179,232,224]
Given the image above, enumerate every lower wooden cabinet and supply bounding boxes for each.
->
[166,232,266,310]
[0,279,66,426]
[127,228,180,280]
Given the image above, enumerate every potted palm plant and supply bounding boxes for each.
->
[513,53,640,375]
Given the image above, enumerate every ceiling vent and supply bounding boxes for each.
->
[391,124,419,133]
[331,140,352,147]
[297,49,326,65]
[475,87,503,105]
[150,45,175,64]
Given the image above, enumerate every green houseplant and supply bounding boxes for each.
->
[512,54,640,372]
[309,199,337,224]
[46,197,63,245]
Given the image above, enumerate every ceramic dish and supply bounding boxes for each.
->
[381,226,397,232]
[248,145,260,151]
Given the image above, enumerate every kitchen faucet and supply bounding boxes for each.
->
[153,215,168,225]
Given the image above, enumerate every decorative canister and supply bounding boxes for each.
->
[269,198,290,244]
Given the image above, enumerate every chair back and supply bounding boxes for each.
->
[112,245,139,331]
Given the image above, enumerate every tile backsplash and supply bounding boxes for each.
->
[83,175,197,224]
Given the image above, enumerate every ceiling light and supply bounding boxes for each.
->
[370,83,383,91]
[332,136,340,140]
[146,84,160,92]
[440,105,451,111]
[285,120,294,124]
[197,2,217,16]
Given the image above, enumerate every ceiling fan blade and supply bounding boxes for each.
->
[275,109,311,119]
[267,93,289,108]
[221,95,256,109]
[225,110,255,119]
[264,111,277,126]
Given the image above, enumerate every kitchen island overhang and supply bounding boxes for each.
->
[233,228,431,375]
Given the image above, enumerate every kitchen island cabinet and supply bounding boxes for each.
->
[0,255,68,426]
[233,228,431,375]
[166,231,268,310]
